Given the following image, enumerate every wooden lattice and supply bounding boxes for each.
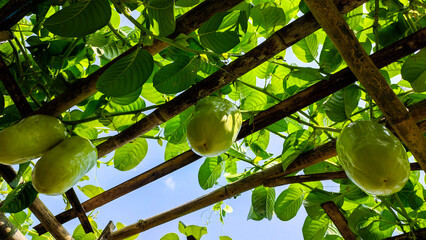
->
[0,0,425,239]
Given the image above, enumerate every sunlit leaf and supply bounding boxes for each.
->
[198,156,225,190]
[274,186,304,221]
[114,138,148,171]
[0,182,38,213]
[147,0,176,36]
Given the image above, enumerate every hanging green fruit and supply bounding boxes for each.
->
[186,96,242,157]
[32,136,97,196]
[0,115,67,165]
[336,121,410,196]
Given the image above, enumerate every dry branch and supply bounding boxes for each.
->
[34,0,245,117]
[65,189,93,234]
[33,28,426,234]
[108,117,426,240]
[0,211,27,240]
[321,202,356,240]
[0,0,42,31]
[304,0,426,169]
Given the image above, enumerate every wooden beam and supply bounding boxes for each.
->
[321,202,356,240]
[304,0,426,170]
[65,189,93,234]
[384,227,426,239]
[0,211,27,240]
[33,27,426,234]
[0,31,12,42]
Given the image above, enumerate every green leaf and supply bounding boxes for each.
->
[114,138,148,171]
[274,186,304,221]
[290,67,325,82]
[281,129,314,172]
[176,0,200,7]
[339,181,368,202]
[266,118,287,132]
[160,233,180,240]
[44,0,111,37]
[116,222,139,240]
[153,57,199,94]
[178,223,207,240]
[324,84,360,122]
[251,186,275,220]
[319,37,342,73]
[164,107,193,144]
[198,156,225,190]
[347,205,379,233]
[250,2,286,37]
[165,141,190,161]
[9,162,31,189]
[97,49,154,97]
[302,215,329,240]
[77,185,104,198]
[198,12,240,53]
[303,189,343,220]
[147,0,176,36]
[0,182,38,213]
[111,87,142,105]
[401,49,426,92]
[292,33,318,63]
[219,236,232,240]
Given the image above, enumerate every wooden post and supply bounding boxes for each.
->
[321,202,356,240]
[65,189,93,233]
[0,212,27,240]
[303,0,426,170]
[97,221,115,240]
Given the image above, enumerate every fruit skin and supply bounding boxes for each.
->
[186,96,242,157]
[32,136,97,196]
[336,120,410,196]
[0,115,67,165]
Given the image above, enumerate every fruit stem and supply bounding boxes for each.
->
[393,194,421,231]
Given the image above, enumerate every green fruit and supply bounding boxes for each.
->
[0,115,67,165]
[336,121,410,196]
[186,96,242,157]
[32,136,97,196]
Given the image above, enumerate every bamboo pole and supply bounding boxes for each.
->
[0,212,27,240]
[321,202,356,240]
[97,221,115,240]
[34,0,245,117]
[385,228,426,239]
[304,0,426,169]
[33,28,426,234]
[264,162,423,187]
[65,189,93,233]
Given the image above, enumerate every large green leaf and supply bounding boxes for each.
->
[302,215,329,240]
[147,0,176,36]
[78,185,105,198]
[164,107,193,144]
[153,57,199,94]
[9,162,31,189]
[250,2,286,37]
[165,141,190,161]
[274,186,304,221]
[44,0,111,37]
[281,129,314,172]
[292,33,318,63]
[160,233,180,240]
[198,12,240,53]
[97,49,153,97]
[178,222,207,240]
[319,37,342,73]
[401,49,426,92]
[303,189,343,220]
[198,156,225,190]
[0,182,38,213]
[251,186,275,220]
[324,84,360,122]
[114,138,148,171]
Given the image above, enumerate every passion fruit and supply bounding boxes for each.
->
[0,115,67,165]
[336,121,410,196]
[186,96,242,157]
[32,136,97,196]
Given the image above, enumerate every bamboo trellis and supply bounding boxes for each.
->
[0,0,425,239]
